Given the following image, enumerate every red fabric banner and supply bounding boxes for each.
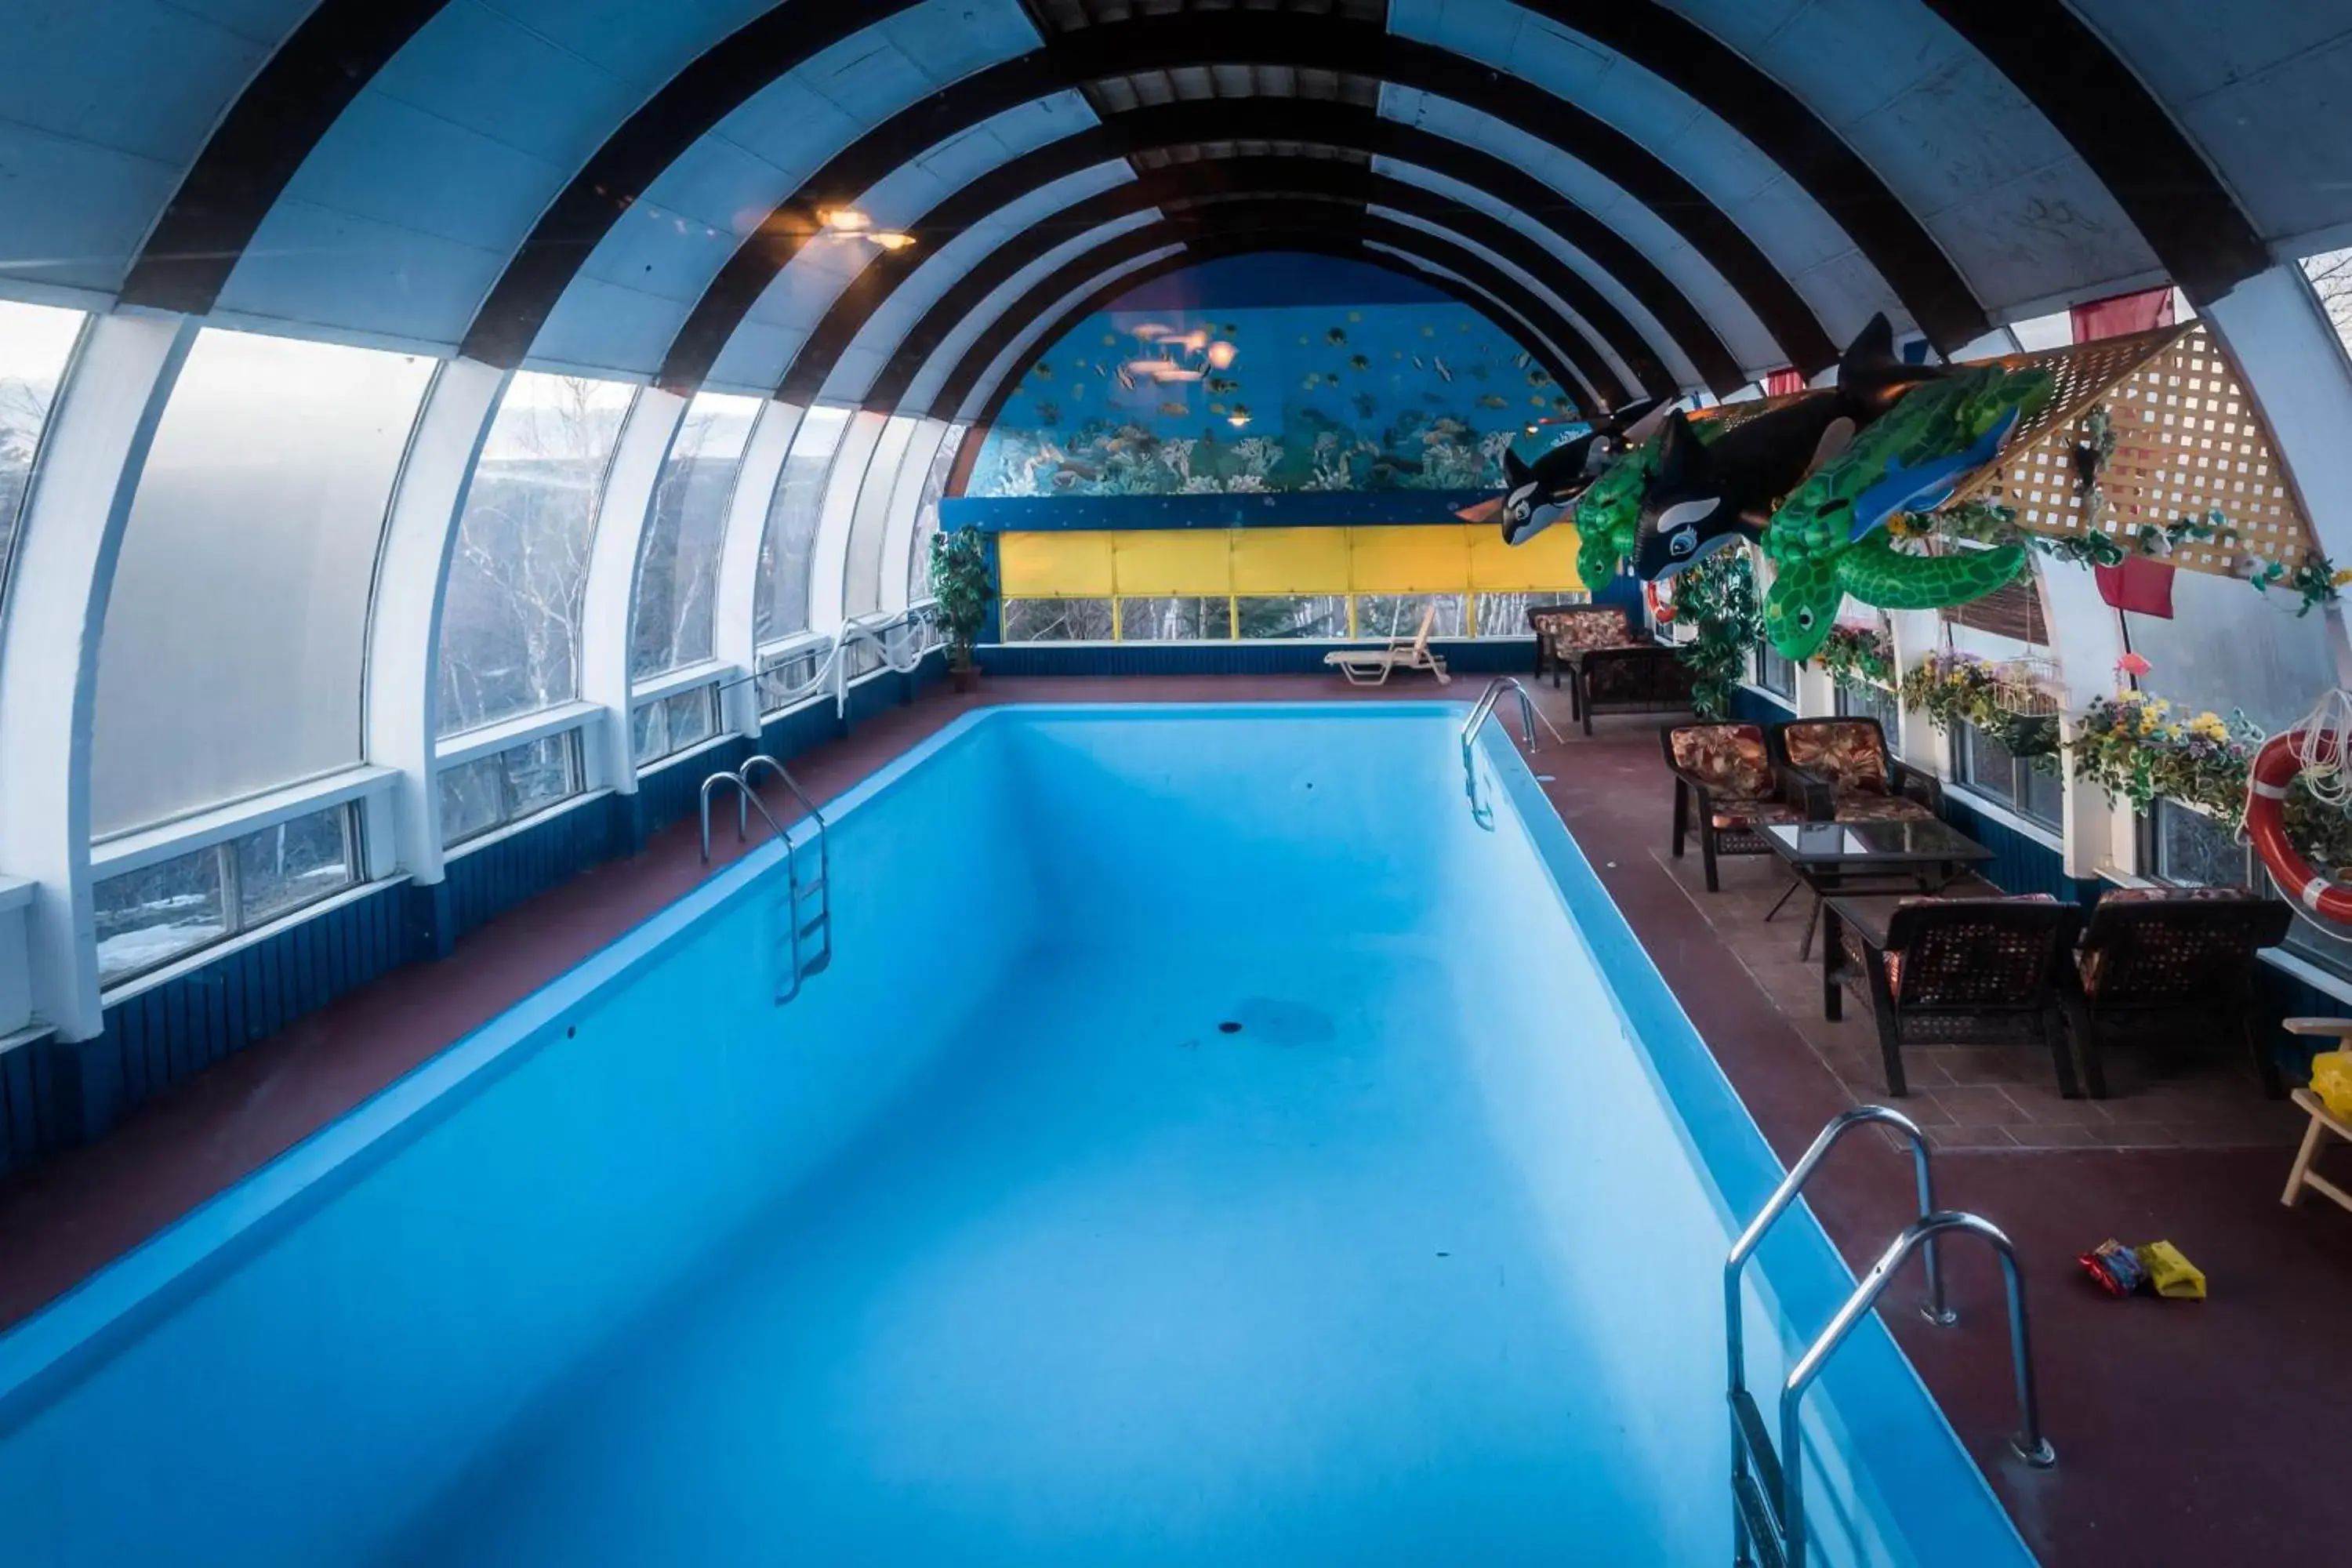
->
[2094,557,2177,618]
[1762,368,1805,397]
[2071,287,2176,344]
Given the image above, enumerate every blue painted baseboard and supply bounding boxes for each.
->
[2,652,949,1180]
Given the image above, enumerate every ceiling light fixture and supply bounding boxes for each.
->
[869,231,916,250]
[820,208,872,233]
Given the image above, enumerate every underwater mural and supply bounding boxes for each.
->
[964,296,1581,497]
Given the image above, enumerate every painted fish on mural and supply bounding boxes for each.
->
[1433,358,1452,383]
[1326,327,1348,345]
[1348,354,1370,372]
[1158,401,1189,416]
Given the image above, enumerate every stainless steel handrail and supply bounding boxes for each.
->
[1726,1106,1951,1367]
[1775,1213,2054,1567]
[698,768,786,863]
[1462,676,1539,755]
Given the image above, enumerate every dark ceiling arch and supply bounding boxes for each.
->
[943,234,1563,490]
[919,203,1599,423]
[120,1,446,311]
[1914,0,2267,303]
[786,157,1644,416]
[462,13,1838,372]
[665,98,1738,397]
[1508,0,1987,348]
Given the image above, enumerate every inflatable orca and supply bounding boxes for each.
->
[1458,397,1667,544]
[1630,316,1949,580]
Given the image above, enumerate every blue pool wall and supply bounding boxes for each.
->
[0,707,2029,1566]
[3,655,944,1181]
[0,710,1036,1567]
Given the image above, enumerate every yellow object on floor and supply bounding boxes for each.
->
[2311,1050,2352,1119]
[2133,1240,2206,1300]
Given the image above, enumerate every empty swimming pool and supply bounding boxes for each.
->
[0,705,2031,1565]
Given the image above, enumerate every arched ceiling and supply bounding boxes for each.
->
[9,0,2346,412]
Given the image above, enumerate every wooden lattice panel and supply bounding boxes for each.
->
[1948,323,2318,576]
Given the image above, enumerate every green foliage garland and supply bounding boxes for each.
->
[1672,549,1762,721]
[1810,623,1894,693]
[1896,651,2060,761]
[927,529,993,670]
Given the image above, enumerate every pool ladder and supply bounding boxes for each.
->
[698,755,833,1005]
[1459,677,1541,831]
[1726,1106,2053,1568]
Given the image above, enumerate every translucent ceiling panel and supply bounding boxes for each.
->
[842,416,920,619]
[909,423,967,603]
[436,372,638,737]
[754,406,852,644]
[0,299,85,604]
[631,391,763,680]
[92,329,436,837]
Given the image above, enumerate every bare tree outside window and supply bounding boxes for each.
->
[435,375,636,737]
[756,407,851,644]
[0,300,85,605]
[632,392,761,680]
[2303,246,2352,362]
[908,425,965,604]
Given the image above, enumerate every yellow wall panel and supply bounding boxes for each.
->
[1232,527,1352,593]
[998,531,1115,597]
[1111,529,1233,596]
[1349,525,1472,593]
[1468,524,1584,592]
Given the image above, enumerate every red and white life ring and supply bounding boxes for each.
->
[2247,728,2352,922]
[1646,578,1676,626]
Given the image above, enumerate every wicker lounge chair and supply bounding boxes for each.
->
[1770,717,1941,824]
[1825,895,2085,1097]
[2065,887,2292,1098]
[1663,721,1824,892]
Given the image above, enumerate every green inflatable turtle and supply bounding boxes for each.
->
[1761,364,2056,661]
[1571,419,1727,587]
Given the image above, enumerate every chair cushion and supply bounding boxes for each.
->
[1533,607,1635,656]
[1710,797,1803,831]
[1828,791,1936,823]
[1670,724,1772,800]
[1781,720,1889,795]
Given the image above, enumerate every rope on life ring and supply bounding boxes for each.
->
[1646,578,1676,626]
[2246,728,2352,923]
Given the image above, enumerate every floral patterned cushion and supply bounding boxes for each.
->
[1828,793,1935,823]
[1670,724,1773,800]
[1781,720,1889,795]
[1533,607,1635,656]
[1711,797,1803,830]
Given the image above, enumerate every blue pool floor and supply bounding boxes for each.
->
[391,940,1725,1566]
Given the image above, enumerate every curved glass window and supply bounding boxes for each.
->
[437,373,636,737]
[754,406,851,644]
[0,299,83,603]
[908,423,965,603]
[844,419,917,622]
[91,328,434,837]
[632,391,760,679]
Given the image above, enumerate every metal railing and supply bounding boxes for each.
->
[1461,676,1539,757]
[1727,1107,2052,1568]
[698,768,786,863]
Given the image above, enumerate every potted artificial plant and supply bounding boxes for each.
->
[929,528,992,694]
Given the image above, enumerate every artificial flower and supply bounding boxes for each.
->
[2115,652,2151,678]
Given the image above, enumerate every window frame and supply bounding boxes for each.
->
[437,728,586,851]
[1953,721,2063,833]
[91,789,372,990]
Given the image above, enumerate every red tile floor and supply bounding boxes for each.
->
[2,675,2347,1563]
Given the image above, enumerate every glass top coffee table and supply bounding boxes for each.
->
[1760,817,1994,956]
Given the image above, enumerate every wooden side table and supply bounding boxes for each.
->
[2281,1088,2352,1213]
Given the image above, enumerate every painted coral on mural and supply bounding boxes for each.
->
[967,299,1579,496]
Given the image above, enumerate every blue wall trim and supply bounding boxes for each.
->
[1,652,951,1181]
[13,881,416,1175]
[978,639,1536,678]
[1936,793,2103,904]
[942,491,1497,533]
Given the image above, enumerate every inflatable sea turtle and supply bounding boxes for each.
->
[1760,362,2056,661]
